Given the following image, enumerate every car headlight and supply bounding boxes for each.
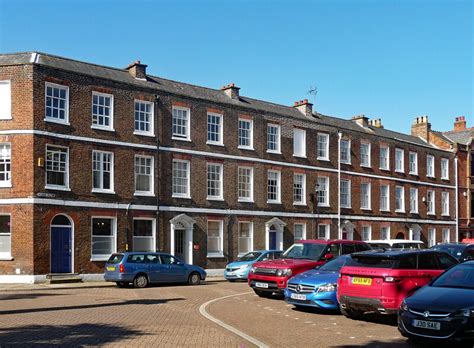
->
[400,300,408,312]
[239,264,250,270]
[316,283,337,293]
[276,268,292,277]
[454,309,474,317]
[250,267,256,273]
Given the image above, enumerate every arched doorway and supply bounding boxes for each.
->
[50,214,73,273]
[169,214,196,264]
[341,220,355,240]
[395,232,405,239]
[265,217,285,250]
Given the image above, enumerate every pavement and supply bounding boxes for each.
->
[0,280,432,347]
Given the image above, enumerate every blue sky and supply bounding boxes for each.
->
[0,0,472,134]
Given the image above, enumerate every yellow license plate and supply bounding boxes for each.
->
[352,277,372,286]
[107,266,116,271]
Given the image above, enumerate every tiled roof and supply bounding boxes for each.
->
[0,51,448,150]
[442,129,474,145]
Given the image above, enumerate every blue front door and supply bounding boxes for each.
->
[51,227,72,273]
[269,231,277,250]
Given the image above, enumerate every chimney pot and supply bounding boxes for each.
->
[292,98,313,117]
[454,115,467,131]
[126,60,147,79]
[221,82,240,99]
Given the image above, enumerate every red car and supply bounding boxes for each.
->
[248,239,369,297]
[337,249,458,318]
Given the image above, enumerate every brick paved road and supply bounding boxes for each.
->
[0,280,422,347]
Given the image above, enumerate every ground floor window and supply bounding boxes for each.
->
[207,220,223,257]
[238,221,253,256]
[0,215,11,258]
[380,226,390,240]
[133,218,155,252]
[317,224,329,240]
[428,228,436,247]
[91,217,116,260]
[294,223,306,242]
[442,228,450,243]
[361,226,372,241]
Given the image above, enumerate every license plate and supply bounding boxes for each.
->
[412,319,441,331]
[352,277,372,286]
[290,293,306,300]
[255,282,269,288]
[227,272,235,276]
[106,266,116,271]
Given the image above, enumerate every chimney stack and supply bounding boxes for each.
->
[126,60,148,80]
[368,118,383,128]
[454,116,467,132]
[221,83,240,99]
[411,115,431,141]
[293,99,313,117]
[351,114,369,127]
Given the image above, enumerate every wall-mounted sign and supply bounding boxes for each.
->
[37,192,56,198]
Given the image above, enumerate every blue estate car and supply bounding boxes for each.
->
[104,252,206,288]
[224,250,283,281]
[284,254,351,310]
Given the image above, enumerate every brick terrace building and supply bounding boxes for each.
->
[0,52,459,282]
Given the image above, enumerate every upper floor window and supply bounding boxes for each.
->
[172,106,190,141]
[293,128,306,158]
[267,124,281,153]
[409,152,418,175]
[317,133,329,160]
[293,173,306,205]
[207,163,223,200]
[92,92,114,130]
[92,150,114,193]
[380,184,390,211]
[427,190,435,215]
[427,155,435,178]
[238,118,253,149]
[134,100,154,136]
[46,145,69,190]
[0,215,11,259]
[360,142,371,167]
[317,176,329,207]
[395,186,405,212]
[0,144,11,188]
[409,187,418,213]
[340,139,351,164]
[379,145,389,170]
[91,217,116,261]
[441,158,449,180]
[395,148,404,172]
[45,82,69,124]
[361,226,372,241]
[172,159,190,198]
[441,192,450,216]
[294,223,306,242]
[207,220,223,258]
[267,170,281,203]
[360,182,371,210]
[0,80,11,120]
[238,221,253,256]
[207,113,223,145]
[340,179,351,208]
[238,166,253,202]
[134,155,154,196]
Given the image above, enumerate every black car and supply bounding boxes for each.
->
[431,243,474,262]
[398,261,474,342]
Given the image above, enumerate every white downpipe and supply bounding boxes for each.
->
[337,132,342,239]
[455,157,459,242]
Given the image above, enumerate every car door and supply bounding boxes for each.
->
[416,252,443,286]
[145,253,167,283]
[160,254,188,282]
[126,254,148,278]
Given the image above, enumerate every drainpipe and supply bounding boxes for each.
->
[337,131,342,239]
[154,94,161,251]
[125,202,132,251]
[455,156,459,242]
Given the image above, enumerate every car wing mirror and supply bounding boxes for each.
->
[323,253,334,261]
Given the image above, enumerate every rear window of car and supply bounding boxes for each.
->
[368,243,390,249]
[107,253,124,264]
[392,242,424,249]
[347,256,399,268]
[431,244,466,258]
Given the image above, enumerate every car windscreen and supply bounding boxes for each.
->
[238,251,262,261]
[282,243,326,260]
[432,264,474,289]
[319,255,350,272]
[107,253,124,264]
[368,243,390,249]
[431,245,465,258]
[392,243,424,249]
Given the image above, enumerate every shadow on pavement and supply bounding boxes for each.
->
[345,313,398,327]
[291,306,341,316]
[0,323,143,346]
[0,292,68,301]
[334,338,473,348]
[0,297,185,316]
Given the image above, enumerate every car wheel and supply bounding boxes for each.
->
[133,274,149,288]
[254,289,271,298]
[115,281,129,288]
[340,307,363,319]
[188,272,201,285]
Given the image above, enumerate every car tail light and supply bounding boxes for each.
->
[119,264,125,273]
[384,276,402,283]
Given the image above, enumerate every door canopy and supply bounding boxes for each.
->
[265,217,286,228]
[170,214,196,229]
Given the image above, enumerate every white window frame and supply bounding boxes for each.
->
[238,118,253,150]
[0,80,12,120]
[0,143,11,188]
[0,214,12,259]
[238,166,254,202]
[207,163,223,200]
[409,187,418,214]
[207,219,224,258]
[441,158,449,180]
[317,176,330,207]
[134,155,154,196]
[395,148,404,173]
[317,224,330,240]
[133,100,154,137]
[361,225,372,241]
[91,91,114,131]
[317,133,329,161]
[92,150,114,193]
[132,217,156,252]
[380,226,390,240]
[44,82,69,125]
[442,228,450,243]
[293,128,306,158]
[427,190,435,215]
[360,182,371,210]
[238,221,254,256]
[45,144,70,191]
[267,123,281,154]
[293,173,306,205]
[340,179,351,208]
[379,184,390,212]
[90,216,117,261]
[206,112,224,146]
[379,145,390,170]
[427,155,435,178]
[441,192,450,216]
[267,170,281,204]
[428,228,436,247]
[409,152,418,175]
[172,159,191,199]
[294,223,306,242]
[395,186,405,212]
[360,142,371,167]
[340,139,351,164]
[172,106,191,141]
